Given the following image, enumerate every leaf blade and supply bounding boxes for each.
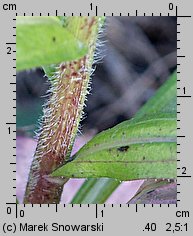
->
[16,16,88,71]
[52,116,177,180]
[71,178,120,204]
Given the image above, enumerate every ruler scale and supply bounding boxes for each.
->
[0,0,192,235]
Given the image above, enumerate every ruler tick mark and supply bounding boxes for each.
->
[95,204,98,218]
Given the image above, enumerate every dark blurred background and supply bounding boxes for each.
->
[17,16,177,135]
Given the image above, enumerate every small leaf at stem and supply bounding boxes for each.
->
[16,16,88,71]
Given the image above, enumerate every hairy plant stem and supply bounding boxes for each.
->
[24,17,103,204]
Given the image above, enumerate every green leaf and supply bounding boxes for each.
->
[135,72,176,118]
[70,72,177,203]
[16,16,87,71]
[71,178,120,204]
[52,114,176,180]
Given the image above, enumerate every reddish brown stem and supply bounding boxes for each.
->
[23,17,103,204]
[24,57,89,203]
